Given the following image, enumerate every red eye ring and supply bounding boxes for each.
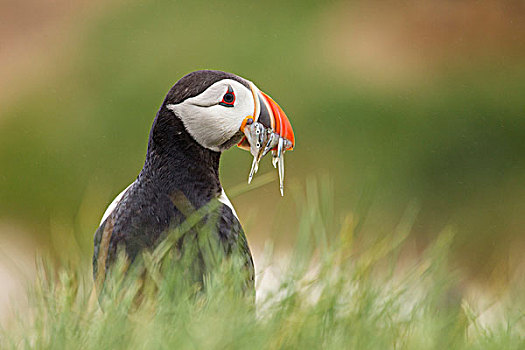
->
[219,85,235,107]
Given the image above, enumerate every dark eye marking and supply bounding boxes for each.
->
[219,85,235,107]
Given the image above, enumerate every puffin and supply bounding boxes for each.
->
[92,70,295,296]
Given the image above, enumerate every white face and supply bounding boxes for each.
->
[166,79,255,152]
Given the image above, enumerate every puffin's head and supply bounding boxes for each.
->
[164,70,294,153]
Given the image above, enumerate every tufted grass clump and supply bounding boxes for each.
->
[1,180,524,349]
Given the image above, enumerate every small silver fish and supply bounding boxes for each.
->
[243,121,291,196]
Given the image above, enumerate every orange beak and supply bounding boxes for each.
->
[238,84,295,151]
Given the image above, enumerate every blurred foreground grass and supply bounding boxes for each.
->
[2,179,524,349]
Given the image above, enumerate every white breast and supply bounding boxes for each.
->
[217,189,239,221]
[100,183,133,225]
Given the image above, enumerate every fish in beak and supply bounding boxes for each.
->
[237,82,295,195]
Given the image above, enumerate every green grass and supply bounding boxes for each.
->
[1,180,524,349]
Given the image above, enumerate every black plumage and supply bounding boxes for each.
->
[93,71,254,294]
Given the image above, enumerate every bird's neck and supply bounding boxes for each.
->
[139,107,222,207]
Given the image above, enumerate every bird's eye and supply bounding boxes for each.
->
[219,86,235,107]
[223,93,234,103]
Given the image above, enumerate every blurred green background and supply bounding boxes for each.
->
[1,0,524,289]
